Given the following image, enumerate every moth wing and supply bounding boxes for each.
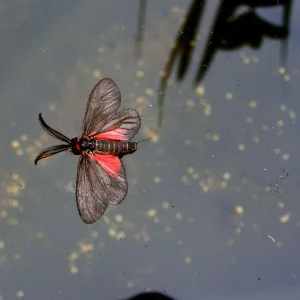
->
[76,154,128,224]
[92,109,141,141]
[82,78,121,135]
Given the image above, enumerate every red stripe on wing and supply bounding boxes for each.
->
[88,154,121,179]
[89,129,127,141]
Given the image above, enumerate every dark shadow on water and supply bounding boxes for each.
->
[124,291,176,300]
[135,0,292,134]
[135,0,147,59]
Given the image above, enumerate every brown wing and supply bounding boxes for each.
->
[76,154,128,224]
[92,109,141,141]
[82,78,121,135]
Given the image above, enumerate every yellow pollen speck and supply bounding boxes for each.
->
[0,241,5,248]
[153,176,161,183]
[108,228,117,237]
[36,232,44,239]
[126,281,134,288]
[280,104,287,111]
[171,5,181,13]
[11,140,20,149]
[20,134,28,141]
[137,70,144,78]
[274,148,281,154]
[204,104,211,116]
[162,201,169,209]
[248,100,257,108]
[186,167,194,175]
[147,209,157,217]
[0,210,8,218]
[235,205,244,215]
[16,149,23,156]
[80,243,93,253]
[278,202,284,208]
[289,110,296,120]
[11,173,20,181]
[136,96,146,105]
[236,227,242,234]
[264,186,271,192]
[278,67,285,75]
[253,136,260,143]
[16,290,25,298]
[148,131,159,143]
[181,175,189,184]
[199,181,209,193]
[277,120,284,127]
[283,74,290,82]
[225,92,233,100]
[93,70,101,79]
[145,88,154,96]
[176,213,182,220]
[238,144,245,151]
[196,85,205,96]
[116,231,126,240]
[186,99,195,109]
[69,252,79,261]
[243,57,250,64]
[184,256,192,264]
[160,70,167,78]
[35,140,43,148]
[279,213,291,223]
[246,117,253,124]
[191,173,199,180]
[115,214,123,223]
[70,265,79,274]
[8,199,19,208]
[6,185,21,197]
[221,181,227,189]
[223,172,231,180]
[212,134,220,142]
[282,153,290,161]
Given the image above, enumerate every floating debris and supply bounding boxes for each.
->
[235,205,244,215]
[225,92,233,100]
[279,213,291,223]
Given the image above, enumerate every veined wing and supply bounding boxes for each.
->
[90,109,141,141]
[76,154,128,224]
[82,78,121,135]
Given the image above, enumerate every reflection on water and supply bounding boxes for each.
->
[1,1,300,299]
